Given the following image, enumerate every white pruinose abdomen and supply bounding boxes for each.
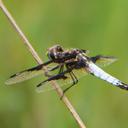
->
[87,62,123,86]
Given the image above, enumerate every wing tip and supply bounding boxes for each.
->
[5,77,21,85]
[5,79,13,85]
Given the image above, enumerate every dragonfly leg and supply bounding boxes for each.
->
[71,71,78,84]
[60,71,79,99]
[63,65,78,94]
[68,70,78,85]
[65,65,76,84]
[48,64,64,73]
[58,65,64,74]
[63,82,75,93]
[60,71,76,99]
[47,64,64,77]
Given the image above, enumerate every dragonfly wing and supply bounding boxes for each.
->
[36,80,56,93]
[36,73,71,93]
[87,61,128,90]
[5,60,53,85]
[36,79,72,93]
[91,55,117,67]
[5,64,45,85]
[36,68,88,93]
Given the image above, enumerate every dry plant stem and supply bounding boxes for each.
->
[0,1,86,128]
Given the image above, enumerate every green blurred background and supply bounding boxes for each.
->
[0,0,128,128]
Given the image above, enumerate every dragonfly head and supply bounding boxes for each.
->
[47,44,64,60]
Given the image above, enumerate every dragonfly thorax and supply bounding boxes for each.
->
[47,45,88,64]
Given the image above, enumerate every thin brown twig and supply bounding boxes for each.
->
[0,1,86,128]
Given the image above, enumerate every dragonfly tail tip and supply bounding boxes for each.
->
[118,83,128,90]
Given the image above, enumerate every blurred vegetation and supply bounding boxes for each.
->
[0,0,128,128]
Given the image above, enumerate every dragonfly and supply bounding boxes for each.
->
[5,45,128,93]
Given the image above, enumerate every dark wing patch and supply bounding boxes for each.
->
[91,55,117,67]
[5,60,53,85]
